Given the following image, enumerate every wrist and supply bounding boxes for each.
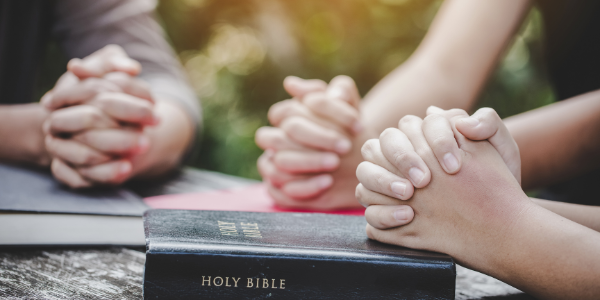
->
[452,192,535,277]
[129,100,193,179]
[478,197,539,280]
[0,104,51,166]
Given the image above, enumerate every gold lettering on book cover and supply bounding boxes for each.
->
[204,276,285,289]
[202,276,211,286]
[218,221,238,236]
[240,222,262,238]
[232,277,240,287]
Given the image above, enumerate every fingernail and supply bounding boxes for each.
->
[335,139,351,154]
[120,161,132,175]
[327,87,345,99]
[352,121,363,134]
[315,175,333,189]
[390,181,406,198]
[137,136,150,153]
[322,154,340,169]
[393,207,410,221]
[443,153,459,173]
[460,117,480,127]
[408,167,425,185]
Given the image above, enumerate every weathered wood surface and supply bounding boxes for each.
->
[0,247,531,300]
[0,248,144,300]
[0,168,535,299]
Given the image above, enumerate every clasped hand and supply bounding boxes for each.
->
[256,75,372,210]
[41,45,159,188]
[356,107,531,268]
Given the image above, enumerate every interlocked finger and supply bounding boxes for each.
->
[272,150,340,174]
[90,92,158,125]
[78,159,133,185]
[44,105,119,135]
[355,183,410,207]
[379,126,431,188]
[255,127,309,151]
[303,92,360,134]
[356,162,414,200]
[364,204,415,230]
[51,158,92,189]
[46,135,112,166]
[281,116,351,154]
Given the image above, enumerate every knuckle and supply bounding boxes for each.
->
[391,150,413,168]
[379,128,398,140]
[374,172,388,190]
[479,107,500,120]
[415,147,434,161]
[399,115,420,126]
[430,135,455,151]
[423,113,444,123]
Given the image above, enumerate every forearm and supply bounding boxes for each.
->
[505,90,600,189]
[361,0,530,133]
[130,100,194,178]
[484,203,600,299]
[0,104,50,166]
[361,59,475,133]
[531,198,600,232]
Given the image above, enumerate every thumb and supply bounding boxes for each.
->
[327,75,361,109]
[455,108,521,184]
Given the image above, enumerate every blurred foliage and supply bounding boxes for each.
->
[40,0,556,180]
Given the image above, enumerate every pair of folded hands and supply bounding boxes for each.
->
[257,77,530,265]
[42,45,159,188]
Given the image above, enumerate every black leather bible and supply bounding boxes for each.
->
[143,210,455,299]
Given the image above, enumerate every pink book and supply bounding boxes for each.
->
[144,183,365,216]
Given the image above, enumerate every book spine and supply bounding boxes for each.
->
[143,252,455,299]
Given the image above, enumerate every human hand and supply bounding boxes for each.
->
[256,75,369,209]
[41,45,158,188]
[423,106,521,183]
[355,112,531,270]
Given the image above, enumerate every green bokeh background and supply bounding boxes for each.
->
[43,0,556,180]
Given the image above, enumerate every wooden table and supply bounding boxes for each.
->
[0,168,535,299]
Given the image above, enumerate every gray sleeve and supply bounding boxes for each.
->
[52,0,202,129]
